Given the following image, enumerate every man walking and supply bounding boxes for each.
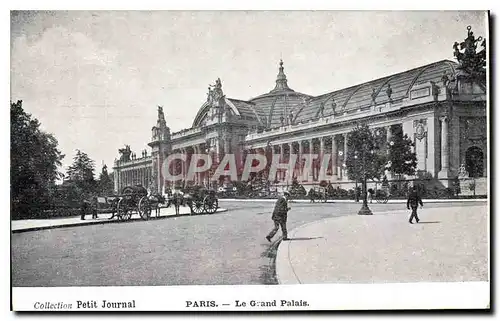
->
[266,191,291,242]
[407,186,423,224]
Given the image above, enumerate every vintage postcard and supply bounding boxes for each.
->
[10,10,490,311]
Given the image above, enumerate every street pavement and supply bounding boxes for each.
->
[276,204,488,284]
[11,206,227,233]
[11,200,487,287]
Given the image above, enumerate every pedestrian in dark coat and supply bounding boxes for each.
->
[173,192,182,215]
[407,186,423,224]
[266,192,291,242]
[80,197,90,220]
[91,195,98,219]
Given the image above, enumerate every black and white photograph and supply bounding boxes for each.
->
[9,9,490,311]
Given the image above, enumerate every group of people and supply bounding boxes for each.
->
[265,186,424,242]
[80,195,98,220]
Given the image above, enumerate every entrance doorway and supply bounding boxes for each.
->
[465,146,484,177]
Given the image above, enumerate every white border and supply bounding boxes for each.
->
[5,2,495,318]
[12,282,490,311]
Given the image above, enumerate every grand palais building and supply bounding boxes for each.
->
[112,30,487,196]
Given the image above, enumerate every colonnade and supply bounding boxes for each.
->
[246,124,399,183]
[115,166,153,192]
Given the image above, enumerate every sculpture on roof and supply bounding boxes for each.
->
[118,145,132,162]
[371,88,377,105]
[331,98,337,113]
[208,78,224,105]
[441,72,450,86]
[453,26,486,76]
[288,111,294,125]
[318,102,325,118]
[386,84,393,101]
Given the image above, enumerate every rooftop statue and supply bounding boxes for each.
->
[386,84,393,101]
[118,145,132,162]
[454,26,486,76]
[157,105,166,122]
[208,78,224,105]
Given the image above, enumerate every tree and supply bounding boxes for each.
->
[345,124,387,181]
[387,126,417,177]
[11,100,65,219]
[66,149,96,195]
[97,164,114,195]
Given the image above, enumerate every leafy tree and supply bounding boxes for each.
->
[345,124,387,181]
[66,149,96,195]
[97,164,114,195]
[387,126,417,177]
[11,100,65,219]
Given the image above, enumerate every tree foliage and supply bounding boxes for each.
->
[11,100,65,219]
[66,149,96,195]
[387,126,417,176]
[345,124,387,181]
[97,165,114,195]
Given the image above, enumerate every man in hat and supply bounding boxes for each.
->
[407,186,423,224]
[266,191,291,242]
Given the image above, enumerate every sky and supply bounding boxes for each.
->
[10,10,487,177]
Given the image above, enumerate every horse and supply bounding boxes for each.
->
[147,193,166,217]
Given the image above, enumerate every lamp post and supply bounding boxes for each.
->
[358,143,373,215]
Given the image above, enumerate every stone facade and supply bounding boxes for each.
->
[112,29,487,194]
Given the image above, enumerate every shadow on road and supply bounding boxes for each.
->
[417,221,441,224]
[258,239,283,285]
[285,237,324,241]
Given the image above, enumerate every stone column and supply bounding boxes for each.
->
[280,143,285,181]
[342,133,348,181]
[386,125,392,145]
[114,167,119,193]
[319,137,325,181]
[288,142,293,181]
[300,138,314,181]
[385,125,394,180]
[331,135,338,181]
[194,145,200,185]
[298,141,303,178]
[181,148,188,179]
[224,136,230,155]
[438,116,450,179]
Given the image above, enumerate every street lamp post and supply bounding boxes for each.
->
[358,144,373,215]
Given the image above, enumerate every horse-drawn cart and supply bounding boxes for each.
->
[112,185,153,221]
[183,186,219,215]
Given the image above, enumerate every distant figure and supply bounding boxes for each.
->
[355,186,361,202]
[80,197,91,220]
[173,190,183,215]
[266,191,291,242]
[368,188,375,204]
[91,196,98,219]
[407,186,424,224]
[309,190,315,203]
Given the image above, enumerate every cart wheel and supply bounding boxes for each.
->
[116,199,131,221]
[191,199,205,214]
[138,197,152,220]
[204,195,218,214]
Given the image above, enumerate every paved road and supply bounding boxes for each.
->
[11,201,485,287]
